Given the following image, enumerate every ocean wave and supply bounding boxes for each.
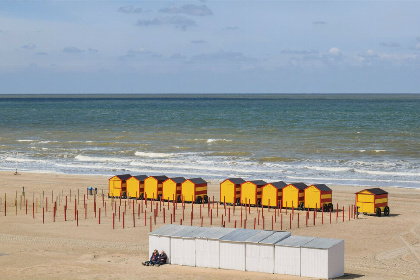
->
[134,151,175,158]
[5,157,46,163]
[75,155,127,163]
[304,166,352,172]
[17,139,35,142]
[354,169,420,177]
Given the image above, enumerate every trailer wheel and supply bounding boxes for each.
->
[299,202,304,210]
[376,207,381,217]
[384,206,390,216]
[328,203,333,212]
[139,193,144,200]
[257,199,261,207]
[323,204,329,212]
[177,195,182,203]
[236,198,240,206]
[204,195,209,203]
[196,196,202,204]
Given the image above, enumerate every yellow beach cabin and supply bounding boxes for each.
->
[261,181,287,208]
[162,177,186,202]
[220,178,245,205]
[356,188,389,216]
[109,174,131,198]
[144,175,168,200]
[181,178,208,203]
[282,182,307,209]
[126,175,148,199]
[240,180,267,206]
[304,184,333,211]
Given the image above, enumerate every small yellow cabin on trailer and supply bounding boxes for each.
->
[162,177,186,202]
[356,188,389,216]
[109,174,131,198]
[282,183,307,209]
[304,184,333,211]
[240,180,267,206]
[220,178,245,205]
[181,178,208,203]
[126,175,148,199]
[144,175,168,200]
[261,181,287,208]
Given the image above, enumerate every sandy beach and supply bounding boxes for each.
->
[0,171,419,280]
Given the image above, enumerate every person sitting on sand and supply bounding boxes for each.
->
[142,249,159,266]
[154,250,167,267]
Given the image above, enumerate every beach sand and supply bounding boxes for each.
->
[0,171,419,279]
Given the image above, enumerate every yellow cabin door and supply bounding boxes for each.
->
[126,180,139,198]
[111,179,121,197]
[241,183,256,205]
[182,181,195,202]
[283,187,298,208]
[357,194,374,213]
[262,186,277,207]
[163,181,176,201]
[305,189,319,209]
[145,178,158,199]
[221,182,235,204]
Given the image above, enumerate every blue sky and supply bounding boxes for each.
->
[1,0,420,94]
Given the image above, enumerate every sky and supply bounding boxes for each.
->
[1,0,420,94]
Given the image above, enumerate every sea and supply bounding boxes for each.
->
[0,94,419,189]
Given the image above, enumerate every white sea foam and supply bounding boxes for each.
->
[206,138,232,143]
[134,151,174,158]
[17,139,34,142]
[75,155,127,163]
[304,166,352,172]
[354,169,420,177]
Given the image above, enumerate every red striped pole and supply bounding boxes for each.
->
[144,210,147,226]
[210,209,213,225]
[234,220,236,228]
[263,216,265,230]
[170,214,173,224]
[113,213,115,229]
[254,218,256,229]
[228,207,231,222]
[201,216,203,227]
[163,208,166,223]
[76,210,78,226]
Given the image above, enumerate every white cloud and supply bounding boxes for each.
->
[328,47,340,56]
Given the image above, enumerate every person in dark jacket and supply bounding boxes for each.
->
[142,249,159,266]
[155,250,167,267]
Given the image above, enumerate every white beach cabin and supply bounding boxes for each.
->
[194,227,237,268]
[170,226,200,266]
[300,237,345,279]
[246,231,291,273]
[219,229,261,271]
[274,235,316,276]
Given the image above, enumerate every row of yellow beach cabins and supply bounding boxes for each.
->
[109,175,335,211]
[109,175,389,216]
